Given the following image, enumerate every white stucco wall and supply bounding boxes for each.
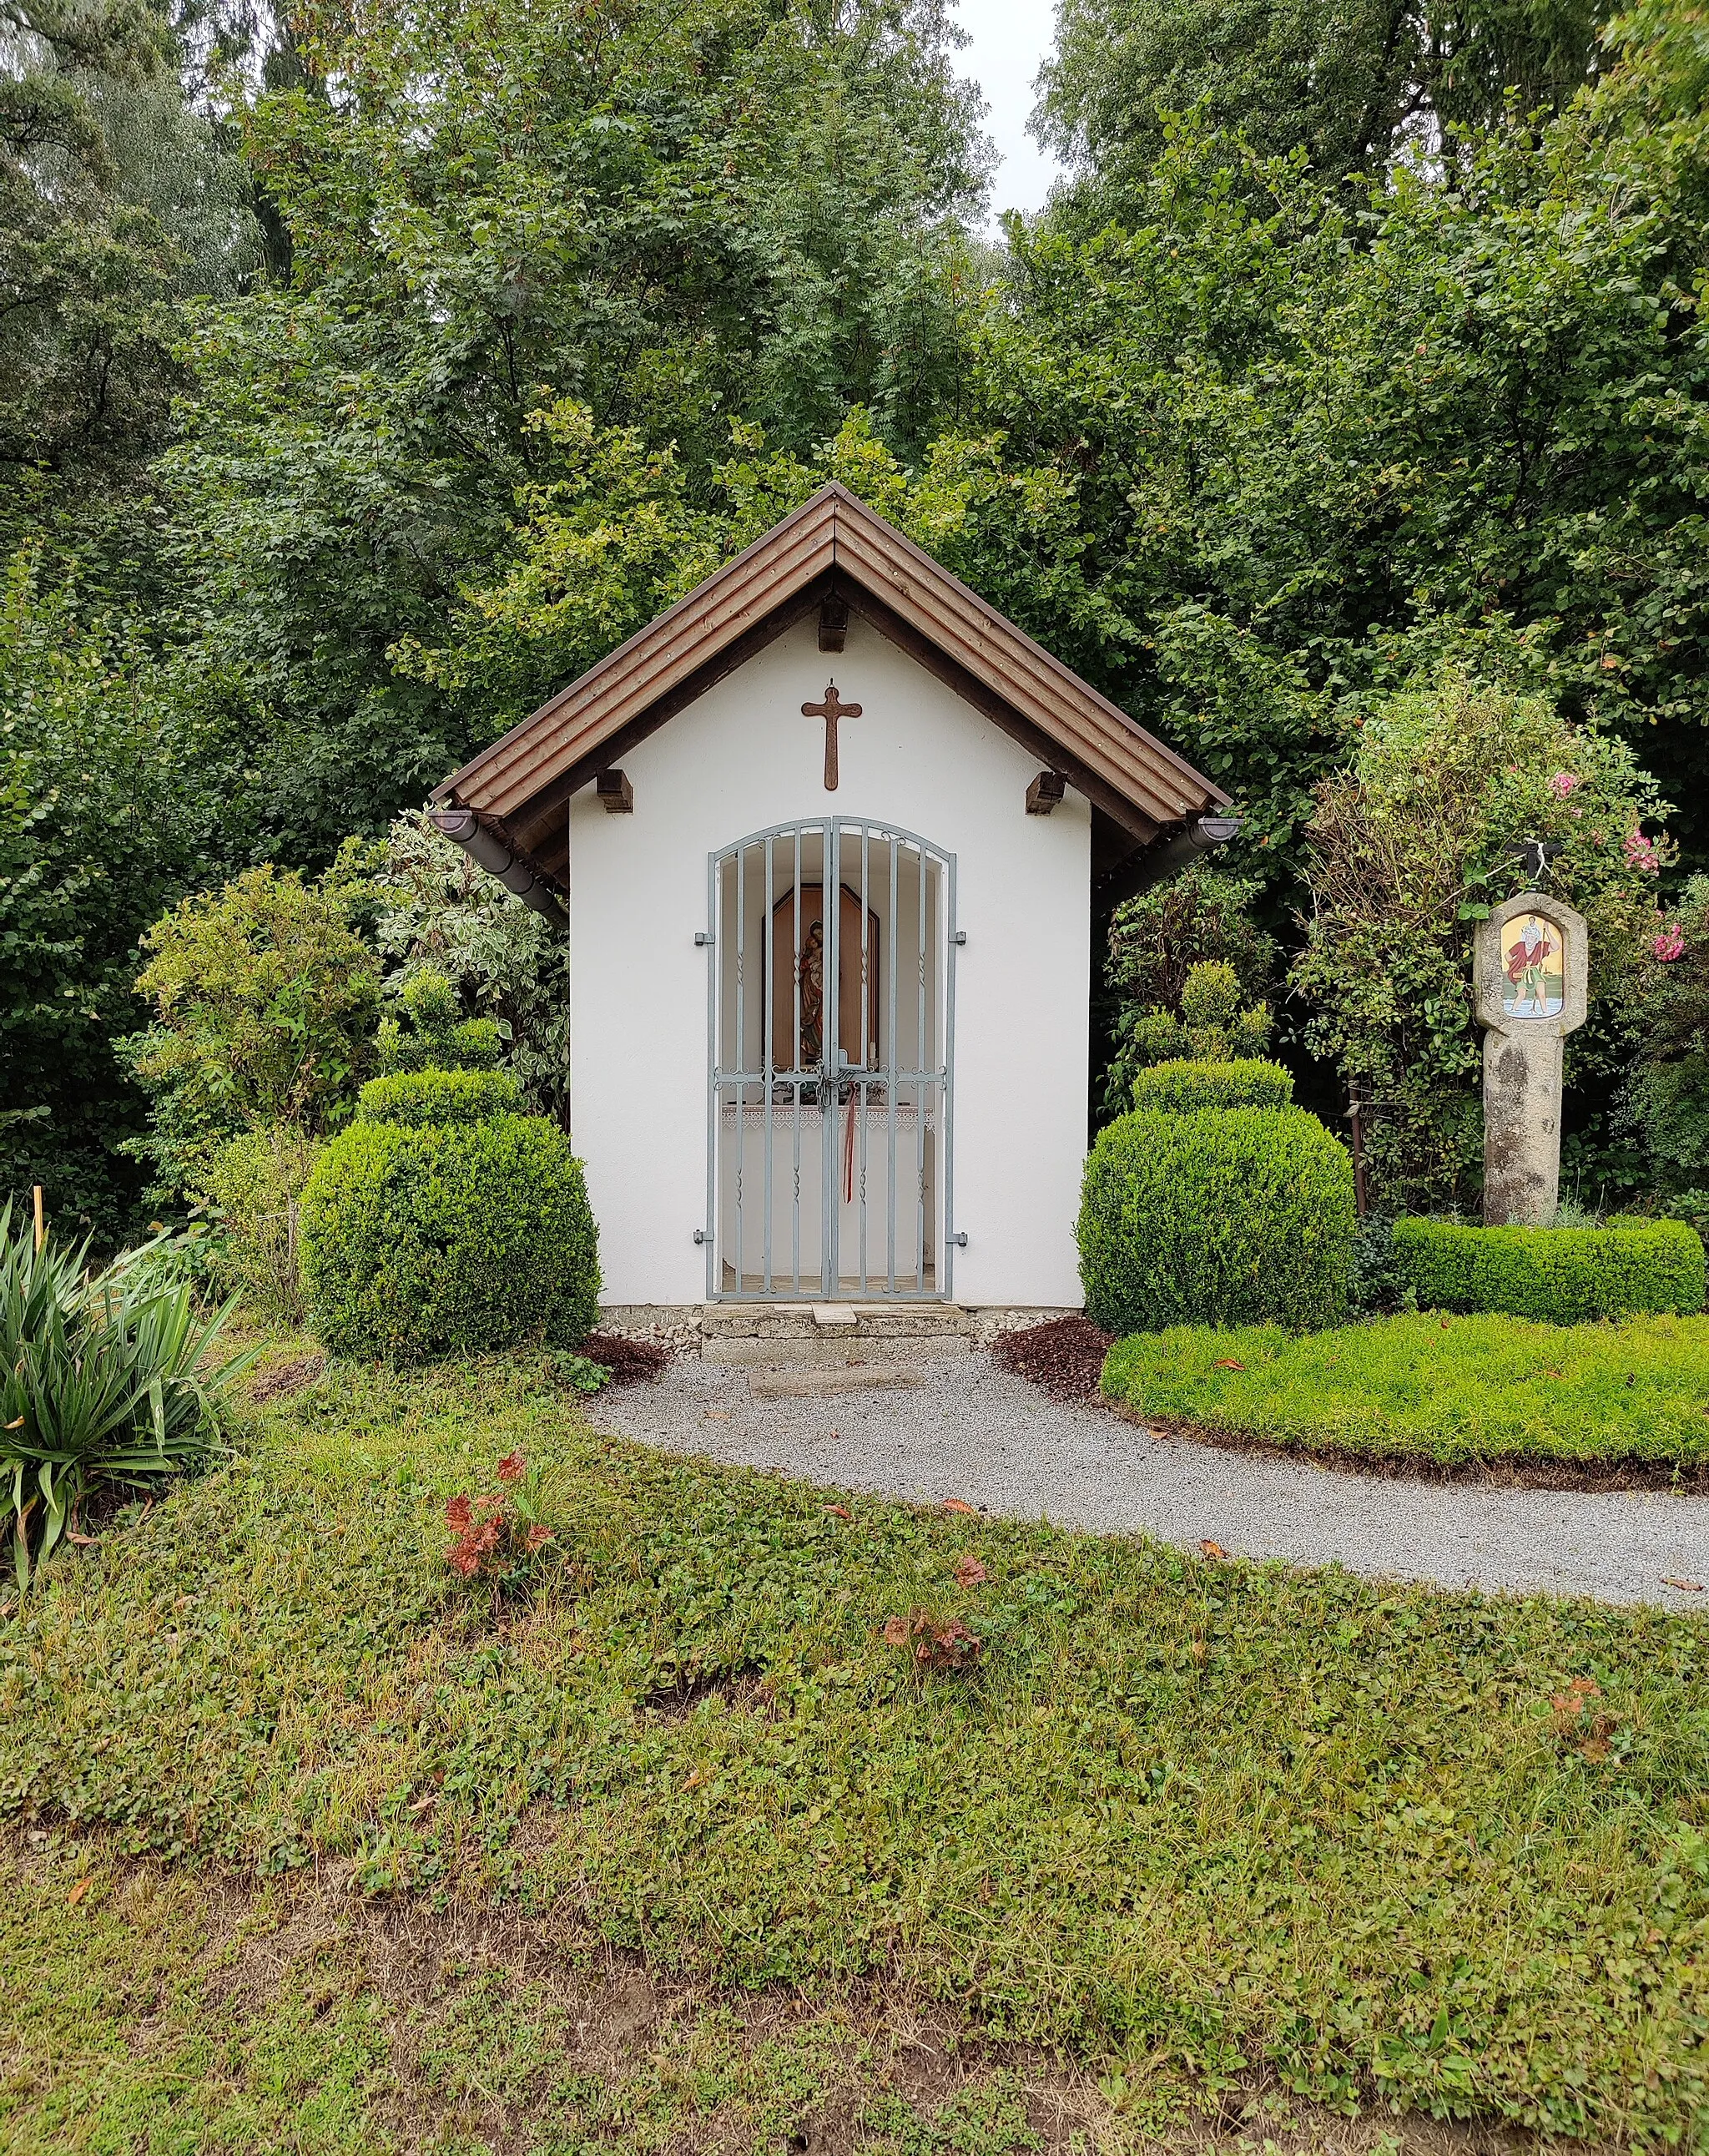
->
[567,614,1091,1308]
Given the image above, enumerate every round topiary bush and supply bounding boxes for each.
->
[1129,1058,1294,1114]
[355,1068,523,1128]
[300,1100,599,1361]
[1078,1106,1355,1335]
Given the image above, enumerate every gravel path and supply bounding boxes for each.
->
[592,1348,1709,1608]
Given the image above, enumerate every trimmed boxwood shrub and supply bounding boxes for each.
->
[300,1110,599,1361]
[1393,1216,1706,1322]
[1129,1058,1294,1113]
[1078,1106,1356,1334]
[355,1068,522,1128]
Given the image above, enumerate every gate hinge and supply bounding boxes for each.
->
[693,1228,709,1245]
[950,930,967,946]
[694,931,713,947]
[950,1231,968,1248]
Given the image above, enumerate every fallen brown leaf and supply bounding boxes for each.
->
[881,1617,910,1647]
[824,1502,852,1520]
[942,1497,978,1516]
[1662,1576,1705,1593]
[1212,1359,1244,1371]
[1199,1539,1228,1559]
[953,1553,988,1588]
[683,1768,708,1790]
[3,1416,21,1431]
[66,1878,91,1908]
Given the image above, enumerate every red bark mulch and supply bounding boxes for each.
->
[990,1315,1113,1401]
[582,1332,670,1386]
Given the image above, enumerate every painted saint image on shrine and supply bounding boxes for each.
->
[1501,911,1566,1019]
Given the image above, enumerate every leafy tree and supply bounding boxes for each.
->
[0,549,252,1239]
[1035,0,1608,210]
[368,808,572,1127]
[163,0,990,856]
[1291,669,1666,1211]
[125,862,380,1198]
[1,0,261,586]
[1621,872,1709,1199]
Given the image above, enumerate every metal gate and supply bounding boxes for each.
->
[706,818,956,1300]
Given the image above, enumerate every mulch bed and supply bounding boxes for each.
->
[991,1316,1113,1402]
[249,1353,325,1403]
[583,1333,669,1386]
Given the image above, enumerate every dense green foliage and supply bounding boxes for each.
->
[1102,1308,1709,1470]
[1624,872,1709,1197]
[371,965,502,1078]
[1,1343,1706,2141]
[1128,1057,1293,1112]
[194,1124,322,1325]
[1078,1104,1354,1331]
[300,1112,599,1361]
[1036,0,1608,208]
[13,0,1709,1228]
[124,865,380,1198]
[1392,1214,1706,1321]
[353,1067,522,1129]
[0,1206,250,1583]
[1103,954,1276,1115]
[368,808,573,1123]
[0,558,251,1235]
[1291,673,1664,1209]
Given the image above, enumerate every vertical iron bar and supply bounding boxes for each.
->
[942,849,958,1301]
[887,831,900,1295]
[763,834,774,1294]
[859,821,870,1295]
[734,840,745,1295]
[706,849,718,1300]
[792,826,802,1295]
[915,840,926,1295]
[824,820,839,1298]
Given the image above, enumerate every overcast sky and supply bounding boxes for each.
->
[952,0,1066,224]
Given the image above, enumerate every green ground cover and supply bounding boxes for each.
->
[1102,1312,1709,1472]
[2,1337,1707,2150]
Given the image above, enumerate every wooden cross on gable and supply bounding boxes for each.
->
[800,682,861,791]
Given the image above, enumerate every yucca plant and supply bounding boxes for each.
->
[0,1206,255,1588]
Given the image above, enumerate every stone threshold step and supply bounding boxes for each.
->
[748,1362,926,1399]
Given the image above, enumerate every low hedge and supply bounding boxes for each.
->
[1129,1058,1294,1113]
[1078,1105,1355,1334]
[1394,1216,1706,1322]
[355,1068,523,1128]
[300,1112,599,1361]
[1101,1310,1709,1471]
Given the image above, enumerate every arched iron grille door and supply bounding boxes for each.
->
[706,818,956,1300]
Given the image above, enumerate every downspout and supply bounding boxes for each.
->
[431,806,568,931]
[1096,813,1243,909]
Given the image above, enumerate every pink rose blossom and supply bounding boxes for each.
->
[1548,771,1580,799]
[1654,927,1686,962]
[1625,830,1661,874]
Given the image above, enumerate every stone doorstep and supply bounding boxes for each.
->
[699,1300,972,1341]
[748,1362,927,1399]
[703,1333,970,1368]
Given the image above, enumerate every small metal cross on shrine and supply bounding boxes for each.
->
[800,681,861,791]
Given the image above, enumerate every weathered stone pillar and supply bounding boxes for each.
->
[1473,892,1588,1226]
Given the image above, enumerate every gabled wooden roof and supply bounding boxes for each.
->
[433,482,1228,886]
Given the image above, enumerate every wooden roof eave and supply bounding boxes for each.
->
[433,482,1229,836]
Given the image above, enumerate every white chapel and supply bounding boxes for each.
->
[432,484,1228,1326]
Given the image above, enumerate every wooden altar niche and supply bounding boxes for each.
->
[768,882,882,1077]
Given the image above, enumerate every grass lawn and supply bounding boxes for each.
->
[1102,1311,1709,1473]
[3,1333,1709,2150]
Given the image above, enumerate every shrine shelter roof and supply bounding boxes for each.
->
[431,482,1228,893]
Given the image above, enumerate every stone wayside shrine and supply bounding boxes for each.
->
[430,483,1228,1364]
[1474,891,1589,1226]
